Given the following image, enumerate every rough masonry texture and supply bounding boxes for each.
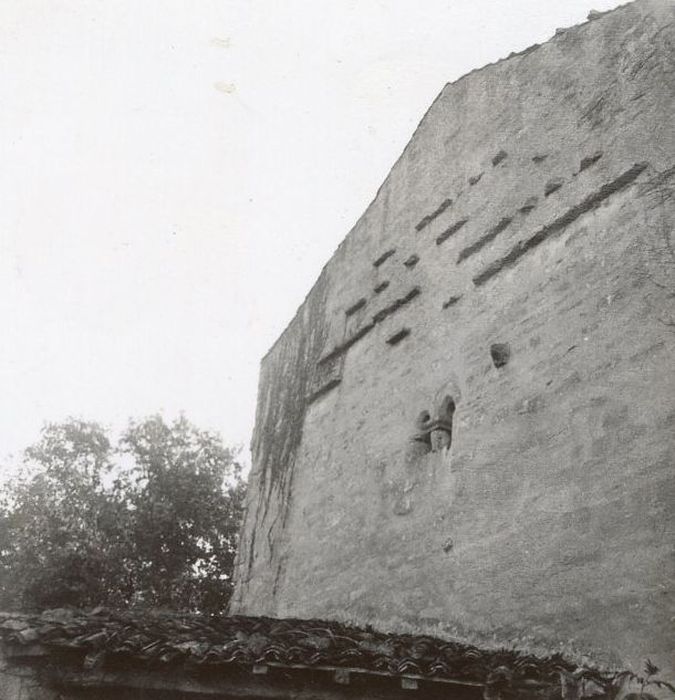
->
[232,0,675,683]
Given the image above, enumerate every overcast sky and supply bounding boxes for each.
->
[0,0,625,470]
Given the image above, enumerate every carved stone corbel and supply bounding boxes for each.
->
[414,395,456,452]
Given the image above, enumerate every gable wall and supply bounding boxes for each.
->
[232,0,675,675]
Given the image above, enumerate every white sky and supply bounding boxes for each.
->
[0,0,625,471]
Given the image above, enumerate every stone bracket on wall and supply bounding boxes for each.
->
[318,287,422,366]
[473,162,649,286]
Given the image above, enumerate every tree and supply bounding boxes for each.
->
[0,416,246,614]
[119,415,246,612]
[0,420,120,609]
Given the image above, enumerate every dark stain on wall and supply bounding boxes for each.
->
[234,269,333,603]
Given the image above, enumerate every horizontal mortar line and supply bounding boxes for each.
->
[318,287,421,365]
[472,162,649,287]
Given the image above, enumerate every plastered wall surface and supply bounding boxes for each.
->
[232,0,675,677]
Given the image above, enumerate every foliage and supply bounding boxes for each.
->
[0,416,246,614]
[613,659,675,699]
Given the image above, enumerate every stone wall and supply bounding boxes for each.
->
[0,647,59,700]
[232,0,675,679]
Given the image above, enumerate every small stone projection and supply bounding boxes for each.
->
[579,151,603,171]
[415,197,453,232]
[473,162,648,286]
[457,217,512,263]
[372,287,421,323]
[404,254,420,269]
[492,149,508,166]
[490,343,511,368]
[345,298,366,317]
[386,328,411,346]
[545,178,564,196]
[519,196,538,214]
[442,294,462,310]
[307,378,341,404]
[436,219,468,245]
[319,323,374,365]
[373,249,396,267]
[319,287,421,364]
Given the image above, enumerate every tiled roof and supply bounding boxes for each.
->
[0,609,616,698]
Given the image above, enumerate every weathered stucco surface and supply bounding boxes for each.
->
[232,0,675,678]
